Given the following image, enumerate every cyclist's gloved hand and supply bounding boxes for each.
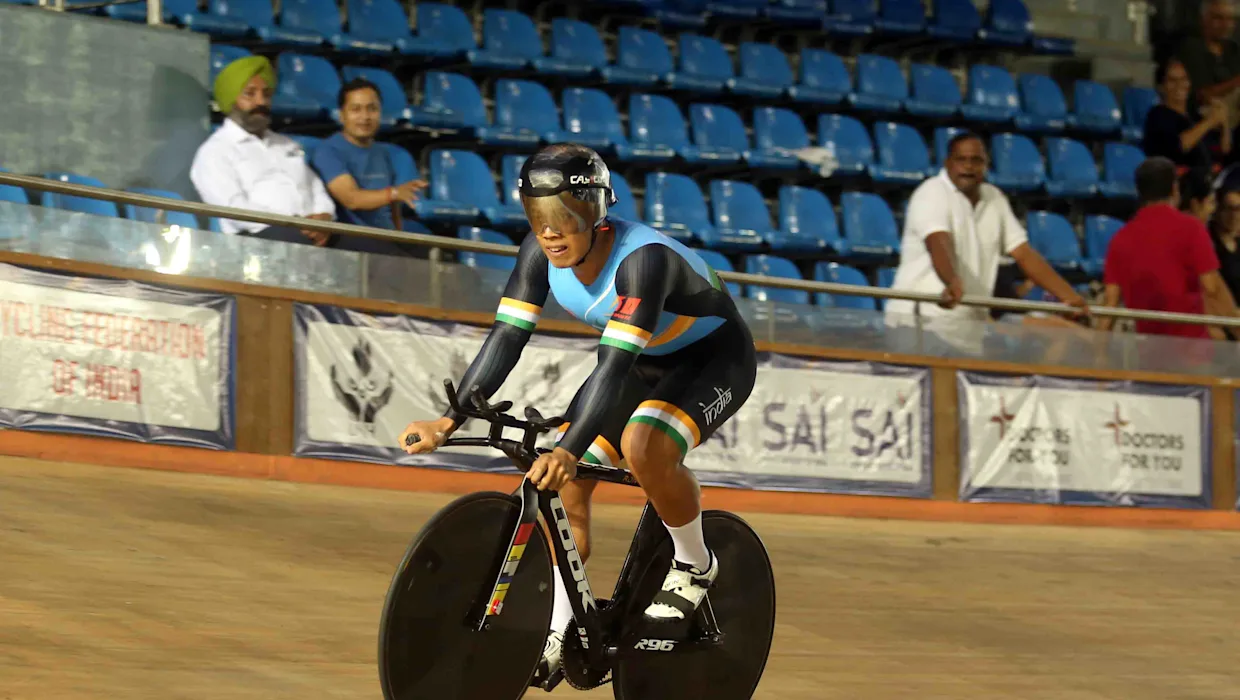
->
[528,447,578,491]
[399,417,455,455]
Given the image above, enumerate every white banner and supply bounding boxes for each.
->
[0,264,234,447]
[294,305,932,496]
[960,373,1209,506]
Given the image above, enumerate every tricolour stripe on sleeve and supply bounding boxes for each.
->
[496,297,541,332]
[600,321,652,354]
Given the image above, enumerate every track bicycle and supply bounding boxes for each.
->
[377,379,776,700]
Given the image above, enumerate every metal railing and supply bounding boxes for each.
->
[5,170,1240,329]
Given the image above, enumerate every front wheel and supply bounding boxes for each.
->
[613,510,776,700]
[378,491,554,700]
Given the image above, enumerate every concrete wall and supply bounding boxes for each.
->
[0,5,210,200]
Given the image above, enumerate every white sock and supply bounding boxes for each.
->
[550,571,573,635]
[664,513,711,570]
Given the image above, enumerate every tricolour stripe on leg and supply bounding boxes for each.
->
[629,400,701,455]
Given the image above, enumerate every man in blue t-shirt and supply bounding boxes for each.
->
[312,78,427,230]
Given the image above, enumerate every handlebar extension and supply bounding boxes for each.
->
[404,379,566,446]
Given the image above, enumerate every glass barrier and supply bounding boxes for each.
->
[3,201,1239,379]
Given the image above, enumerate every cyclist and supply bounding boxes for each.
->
[398,143,757,690]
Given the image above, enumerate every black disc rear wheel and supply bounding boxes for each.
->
[613,510,776,700]
[378,491,554,700]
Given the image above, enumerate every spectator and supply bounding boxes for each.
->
[1143,59,1231,171]
[1210,183,1240,301]
[1098,156,1240,337]
[311,78,428,231]
[1177,0,1240,109]
[1180,167,1218,223]
[885,132,1087,322]
[190,56,408,257]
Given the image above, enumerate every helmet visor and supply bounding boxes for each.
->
[521,190,598,235]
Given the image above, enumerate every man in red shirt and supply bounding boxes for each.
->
[1099,156,1240,337]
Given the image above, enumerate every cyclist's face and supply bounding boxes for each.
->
[525,194,593,268]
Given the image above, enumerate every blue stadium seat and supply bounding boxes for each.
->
[618,93,701,163]
[156,0,250,36]
[41,173,120,218]
[538,19,608,78]
[688,104,748,165]
[789,48,850,105]
[1099,141,1142,199]
[477,80,562,146]
[470,9,542,70]
[123,188,201,229]
[413,150,491,224]
[345,0,450,57]
[0,166,29,206]
[978,0,1032,45]
[274,53,340,119]
[932,126,968,170]
[814,262,878,309]
[823,0,876,36]
[962,65,1019,123]
[693,249,742,295]
[906,64,962,118]
[281,0,386,54]
[1083,214,1122,275]
[927,0,981,40]
[340,66,410,126]
[1045,137,1100,197]
[1026,211,1085,271]
[1072,80,1122,134]
[654,0,710,29]
[877,266,896,287]
[205,0,321,45]
[560,88,629,153]
[1015,74,1069,133]
[609,172,640,220]
[848,54,906,113]
[840,192,899,256]
[706,180,773,251]
[752,108,809,169]
[644,172,715,244]
[380,142,420,183]
[818,114,875,176]
[877,0,926,35]
[707,0,767,19]
[601,26,674,86]
[745,255,811,305]
[728,42,794,98]
[408,72,487,132]
[457,226,516,272]
[489,155,529,228]
[1122,86,1158,142]
[669,34,733,93]
[766,0,828,25]
[776,185,847,253]
[210,45,252,85]
[871,122,932,184]
[418,2,478,58]
[989,133,1046,192]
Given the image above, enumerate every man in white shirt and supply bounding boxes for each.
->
[191,56,408,258]
[886,132,1086,322]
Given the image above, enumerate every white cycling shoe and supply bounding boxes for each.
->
[643,551,719,621]
[530,628,565,691]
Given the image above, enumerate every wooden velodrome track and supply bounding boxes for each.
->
[3,453,1239,700]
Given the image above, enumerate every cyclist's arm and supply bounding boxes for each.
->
[444,235,550,427]
[558,245,676,460]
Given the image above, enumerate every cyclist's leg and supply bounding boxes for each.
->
[621,323,757,621]
[534,370,649,687]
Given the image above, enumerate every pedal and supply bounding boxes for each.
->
[529,662,564,693]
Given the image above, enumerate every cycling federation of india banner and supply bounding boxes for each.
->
[958,372,1210,509]
[293,303,931,497]
[0,263,235,449]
